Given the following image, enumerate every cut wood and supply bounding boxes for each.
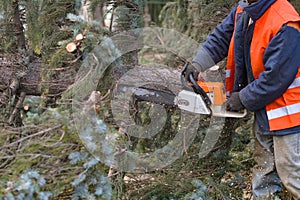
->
[66,42,77,53]
[23,105,29,111]
[75,33,84,41]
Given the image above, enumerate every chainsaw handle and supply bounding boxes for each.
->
[188,74,212,106]
[181,63,212,106]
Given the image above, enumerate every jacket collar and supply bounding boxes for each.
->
[239,0,276,21]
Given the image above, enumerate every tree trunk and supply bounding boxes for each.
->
[12,0,26,50]
[0,60,76,97]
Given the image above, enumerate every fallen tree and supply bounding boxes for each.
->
[0,60,77,97]
[0,54,81,125]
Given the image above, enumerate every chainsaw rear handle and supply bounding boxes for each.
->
[181,63,212,106]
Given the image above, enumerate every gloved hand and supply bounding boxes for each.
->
[226,92,244,111]
[185,63,200,82]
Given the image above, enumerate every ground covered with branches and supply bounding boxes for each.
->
[0,98,255,199]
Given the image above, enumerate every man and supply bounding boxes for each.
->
[185,0,300,199]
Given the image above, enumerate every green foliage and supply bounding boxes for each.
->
[159,0,235,43]
[37,1,111,107]
[290,0,300,13]
[25,0,42,55]
[184,179,211,200]
[0,0,21,53]
[0,102,113,198]
[65,12,109,45]
[2,169,52,200]
[160,0,300,43]
[68,151,112,200]
[109,0,144,31]
[34,0,74,56]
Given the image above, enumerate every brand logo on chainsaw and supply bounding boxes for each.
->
[72,27,226,173]
[177,98,189,106]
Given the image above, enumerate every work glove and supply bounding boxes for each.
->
[185,63,200,82]
[226,92,244,111]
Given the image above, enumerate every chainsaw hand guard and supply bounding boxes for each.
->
[181,64,212,106]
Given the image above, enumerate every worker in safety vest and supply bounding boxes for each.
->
[185,0,300,199]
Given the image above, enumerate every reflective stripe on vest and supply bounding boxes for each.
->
[267,72,300,130]
[289,77,300,89]
[225,69,231,78]
[267,77,300,120]
[267,103,300,120]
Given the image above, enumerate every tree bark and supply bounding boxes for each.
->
[0,60,76,97]
[12,0,26,50]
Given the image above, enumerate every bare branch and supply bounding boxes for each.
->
[0,124,63,150]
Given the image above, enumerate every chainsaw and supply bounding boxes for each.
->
[132,64,246,118]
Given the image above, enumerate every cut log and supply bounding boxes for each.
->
[75,33,84,41]
[66,42,77,53]
[23,105,29,111]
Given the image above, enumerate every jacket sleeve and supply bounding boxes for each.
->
[192,5,237,72]
[239,24,300,111]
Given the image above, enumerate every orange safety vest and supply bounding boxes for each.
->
[226,0,300,131]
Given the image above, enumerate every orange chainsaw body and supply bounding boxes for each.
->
[188,81,226,106]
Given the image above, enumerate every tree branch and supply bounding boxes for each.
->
[0,124,63,150]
